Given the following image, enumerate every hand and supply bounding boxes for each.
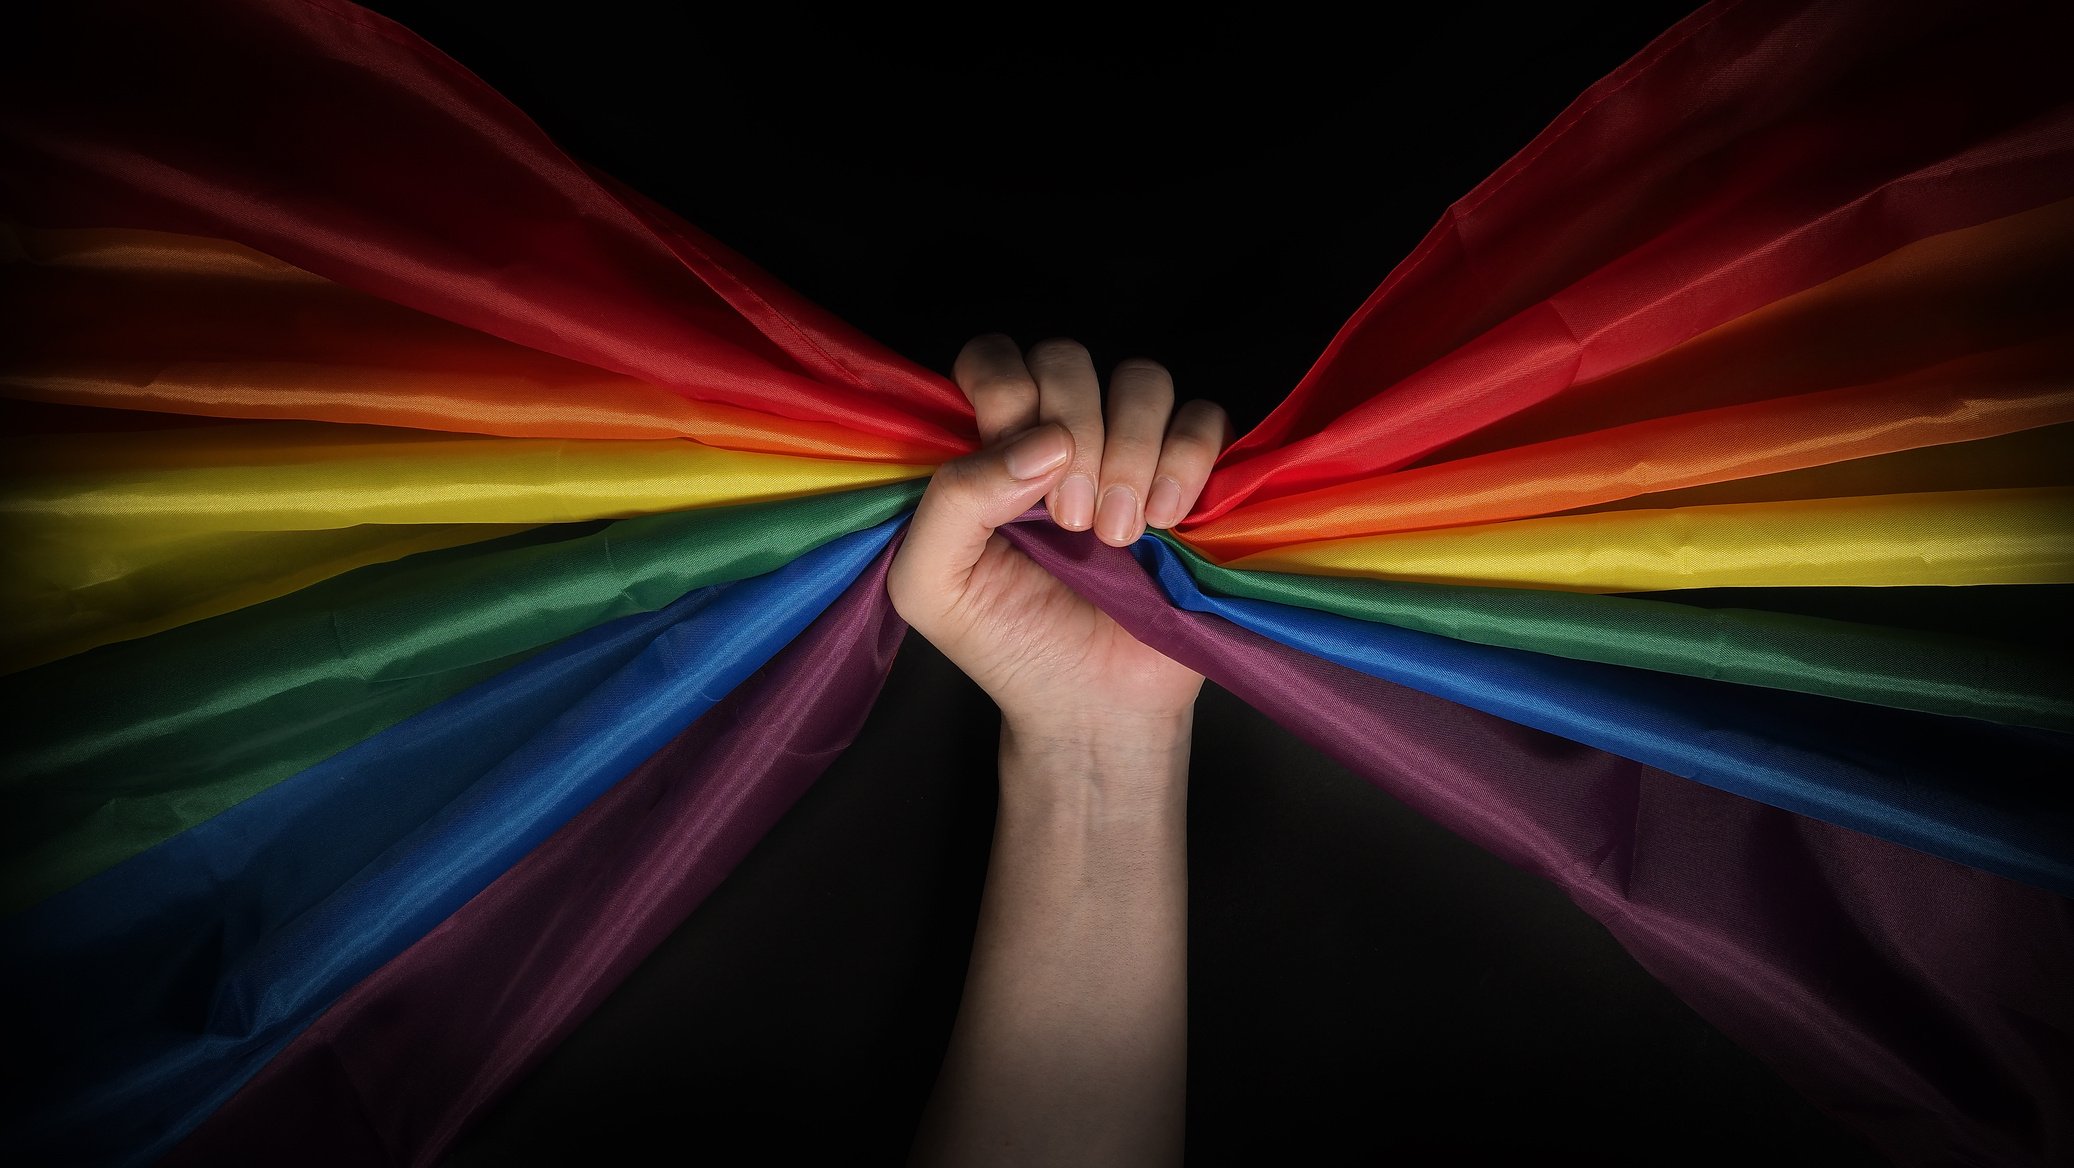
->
[887,335,1233,748]
[905,337,1214,1165]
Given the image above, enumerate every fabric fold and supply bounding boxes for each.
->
[1158,532,2074,730]
[1185,336,2074,558]
[5,421,927,534]
[3,519,535,673]
[161,537,910,1168]
[157,520,2071,1168]
[0,482,920,910]
[1139,534,2074,894]
[0,516,904,1168]
[1003,519,2073,1168]
[1192,0,2074,521]
[1227,486,2074,591]
[0,224,953,460]
[1,419,928,664]
[0,1,2068,1166]
[0,2,981,462]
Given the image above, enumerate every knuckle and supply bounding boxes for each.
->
[916,460,973,509]
[1175,398,1231,438]
[953,334,1025,385]
[1159,430,1216,466]
[935,452,988,491]
[968,371,1034,404]
[1111,366,1174,409]
[1112,355,1172,384]
[912,480,985,545]
[1102,431,1160,463]
[1025,336,1091,367]
[1066,423,1106,464]
[957,333,1022,368]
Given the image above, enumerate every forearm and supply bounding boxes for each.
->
[912,710,1191,1168]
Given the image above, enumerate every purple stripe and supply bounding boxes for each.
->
[1003,519,2073,1168]
[166,538,911,1167]
[171,517,2074,1167]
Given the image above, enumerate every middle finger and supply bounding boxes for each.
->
[1027,337,1105,531]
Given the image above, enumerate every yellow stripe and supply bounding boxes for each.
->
[1223,487,2074,591]
[3,523,529,673]
[5,421,930,532]
[2,419,931,669]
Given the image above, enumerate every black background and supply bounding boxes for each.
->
[345,5,1886,1163]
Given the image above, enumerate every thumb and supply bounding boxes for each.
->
[889,422,1073,615]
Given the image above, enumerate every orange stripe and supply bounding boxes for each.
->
[1182,198,2074,559]
[0,225,948,463]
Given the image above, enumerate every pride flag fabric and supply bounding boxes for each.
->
[2,1,2069,1164]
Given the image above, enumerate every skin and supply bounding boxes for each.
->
[890,335,1233,1168]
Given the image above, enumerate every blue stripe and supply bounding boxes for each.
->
[2,517,900,1167]
[1136,538,2074,895]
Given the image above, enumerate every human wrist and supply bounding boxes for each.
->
[1001,704,1193,762]
[998,683,1194,736]
[998,706,1192,817]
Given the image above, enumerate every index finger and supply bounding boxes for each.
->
[951,334,1041,446]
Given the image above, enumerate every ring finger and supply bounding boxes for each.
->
[1094,357,1174,546]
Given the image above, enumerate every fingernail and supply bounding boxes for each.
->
[1055,473,1095,530]
[1004,426,1070,479]
[1096,485,1140,545]
[1145,475,1182,528]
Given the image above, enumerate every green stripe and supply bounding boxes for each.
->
[1,481,921,911]
[1156,531,2074,732]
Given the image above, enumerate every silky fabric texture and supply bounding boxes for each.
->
[20,495,2074,1168]
[0,0,2067,1165]
[6,420,929,530]
[2,419,928,664]
[1184,0,2074,523]
[2,518,907,1059]
[1156,534,2074,730]
[0,517,902,1168]
[1551,418,2074,513]
[1226,486,2074,590]
[999,519,2074,1168]
[1185,197,2074,558]
[0,225,937,458]
[1139,536,2074,894]
[0,482,920,909]
[17,189,2074,557]
[4,0,2071,603]
[10,2,2074,524]
[0,4,980,465]
[164,538,908,1168]
[1,518,536,673]
[162,514,2074,1168]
